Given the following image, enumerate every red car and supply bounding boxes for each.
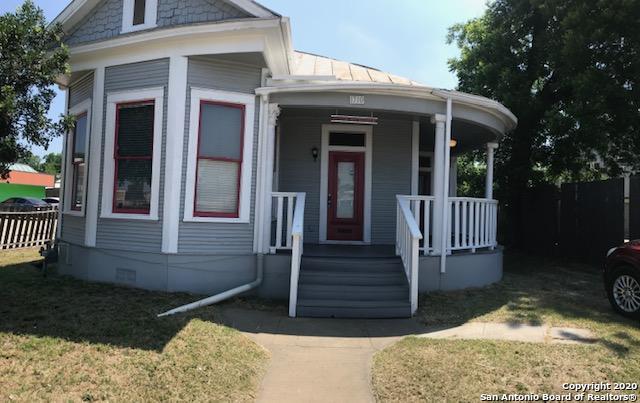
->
[605,240,640,319]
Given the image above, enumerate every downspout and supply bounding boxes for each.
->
[439,97,452,274]
[158,76,272,318]
[158,255,264,317]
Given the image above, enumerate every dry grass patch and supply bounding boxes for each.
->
[373,252,640,401]
[0,249,269,402]
[373,337,639,402]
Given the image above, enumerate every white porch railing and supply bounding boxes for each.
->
[398,195,498,255]
[270,192,302,253]
[448,197,498,252]
[395,195,422,315]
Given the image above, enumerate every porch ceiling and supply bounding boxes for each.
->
[279,107,497,154]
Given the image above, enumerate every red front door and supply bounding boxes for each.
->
[327,151,365,241]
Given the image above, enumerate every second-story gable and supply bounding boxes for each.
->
[65,0,257,46]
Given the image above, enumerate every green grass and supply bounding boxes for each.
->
[373,252,640,402]
[0,249,269,402]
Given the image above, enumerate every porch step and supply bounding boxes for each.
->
[296,299,411,319]
[295,255,411,318]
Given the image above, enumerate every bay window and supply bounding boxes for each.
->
[102,87,164,220]
[113,101,155,214]
[71,113,88,210]
[184,88,255,223]
[65,99,91,215]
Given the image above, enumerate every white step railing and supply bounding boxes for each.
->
[400,195,435,255]
[448,197,498,252]
[395,195,422,315]
[397,195,498,255]
[287,193,306,317]
[270,192,301,253]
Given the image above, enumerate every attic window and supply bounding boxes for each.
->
[133,0,146,25]
[122,0,157,33]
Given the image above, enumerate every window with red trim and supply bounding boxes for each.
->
[194,100,245,217]
[113,100,155,214]
[70,113,88,211]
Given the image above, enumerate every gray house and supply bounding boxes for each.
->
[54,0,517,318]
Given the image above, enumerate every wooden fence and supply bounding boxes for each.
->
[0,206,58,250]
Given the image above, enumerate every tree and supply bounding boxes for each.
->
[40,152,62,176]
[0,1,71,178]
[448,0,640,246]
[16,150,41,170]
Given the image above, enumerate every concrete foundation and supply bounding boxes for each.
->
[57,242,502,299]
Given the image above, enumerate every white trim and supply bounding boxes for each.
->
[411,120,419,195]
[183,88,255,223]
[84,67,104,247]
[121,0,158,34]
[64,98,92,217]
[101,87,165,221]
[231,0,275,18]
[161,56,188,253]
[319,124,372,244]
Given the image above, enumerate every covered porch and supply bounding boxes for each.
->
[250,83,515,318]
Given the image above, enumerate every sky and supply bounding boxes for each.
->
[1,0,487,157]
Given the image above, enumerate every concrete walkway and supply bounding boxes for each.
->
[217,307,597,403]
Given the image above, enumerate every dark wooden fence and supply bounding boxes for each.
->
[518,178,625,264]
[0,206,58,250]
[630,175,640,240]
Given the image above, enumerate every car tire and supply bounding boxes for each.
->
[606,266,640,319]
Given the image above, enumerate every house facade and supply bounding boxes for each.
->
[54,0,517,318]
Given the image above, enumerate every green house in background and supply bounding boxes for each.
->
[0,183,46,203]
[0,163,56,203]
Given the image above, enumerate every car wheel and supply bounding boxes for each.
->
[607,266,640,319]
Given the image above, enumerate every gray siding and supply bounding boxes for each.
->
[278,112,324,243]
[157,0,249,27]
[66,0,122,46]
[278,111,412,245]
[96,59,169,253]
[61,73,95,245]
[66,0,251,46]
[178,56,261,254]
[69,73,95,107]
[371,118,412,243]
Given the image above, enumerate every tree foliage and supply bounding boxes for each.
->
[448,0,640,245]
[0,1,71,177]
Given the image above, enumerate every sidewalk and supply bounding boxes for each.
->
[217,307,597,403]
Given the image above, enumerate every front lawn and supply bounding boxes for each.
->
[0,249,268,401]
[372,252,640,402]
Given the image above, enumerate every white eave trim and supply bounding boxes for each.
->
[231,0,277,18]
[52,0,276,30]
[255,81,518,130]
[68,18,281,56]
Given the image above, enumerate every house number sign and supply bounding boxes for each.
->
[349,95,365,105]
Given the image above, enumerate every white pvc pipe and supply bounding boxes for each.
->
[157,254,264,317]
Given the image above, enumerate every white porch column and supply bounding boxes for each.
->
[431,114,446,255]
[485,142,499,199]
[411,120,420,195]
[260,103,280,253]
[84,66,105,247]
[161,56,188,253]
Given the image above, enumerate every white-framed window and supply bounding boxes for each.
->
[184,88,255,223]
[64,99,92,216]
[122,0,157,34]
[101,87,164,221]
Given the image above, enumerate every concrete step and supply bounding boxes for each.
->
[297,283,409,301]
